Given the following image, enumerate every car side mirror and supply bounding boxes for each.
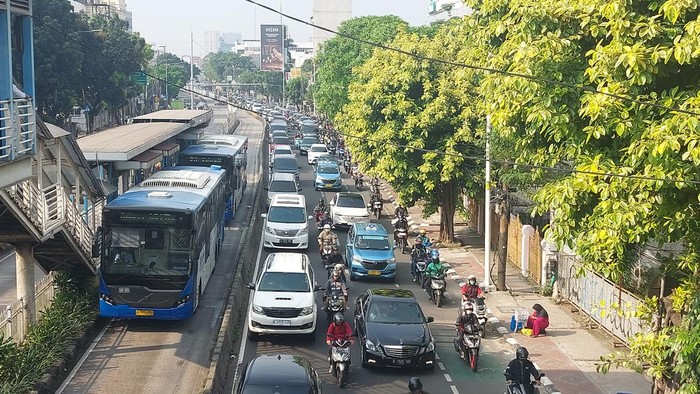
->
[298,166,302,169]
[298,187,303,191]
[246,282,255,290]
[426,316,435,323]
[329,201,335,206]
[314,284,323,292]
[260,213,267,218]
[263,187,269,191]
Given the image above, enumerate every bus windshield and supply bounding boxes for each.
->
[101,226,192,279]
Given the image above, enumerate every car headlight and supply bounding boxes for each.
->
[388,257,396,264]
[265,226,275,234]
[366,339,378,352]
[252,304,264,314]
[297,226,308,236]
[352,255,362,263]
[422,339,435,353]
[300,306,314,316]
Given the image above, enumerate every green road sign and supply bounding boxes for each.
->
[131,72,147,86]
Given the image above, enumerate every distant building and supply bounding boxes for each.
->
[73,0,133,32]
[427,0,470,23]
[204,31,220,55]
[288,41,314,68]
[220,32,242,45]
[311,0,352,52]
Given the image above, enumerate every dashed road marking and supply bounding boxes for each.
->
[444,374,453,382]
[437,362,446,371]
[450,385,460,394]
[435,352,441,360]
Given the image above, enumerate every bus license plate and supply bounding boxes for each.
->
[368,270,381,276]
[135,310,154,317]
[273,320,291,326]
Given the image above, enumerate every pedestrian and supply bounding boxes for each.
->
[526,303,549,338]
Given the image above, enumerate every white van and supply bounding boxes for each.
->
[261,194,311,250]
[246,253,321,339]
[266,172,300,206]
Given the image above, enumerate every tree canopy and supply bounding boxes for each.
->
[201,51,257,82]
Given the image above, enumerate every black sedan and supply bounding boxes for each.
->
[353,288,436,369]
[235,354,322,393]
[298,136,318,155]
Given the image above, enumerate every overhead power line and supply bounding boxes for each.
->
[245,0,700,118]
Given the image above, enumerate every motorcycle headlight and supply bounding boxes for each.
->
[252,304,264,314]
[300,306,314,316]
[265,226,275,234]
[365,339,378,352]
[297,226,308,236]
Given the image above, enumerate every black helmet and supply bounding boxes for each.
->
[408,377,423,391]
[333,313,344,324]
[516,346,529,360]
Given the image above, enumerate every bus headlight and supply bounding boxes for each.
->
[99,293,115,305]
[176,295,191,305]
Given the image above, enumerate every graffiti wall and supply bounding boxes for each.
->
[557,253,644,344]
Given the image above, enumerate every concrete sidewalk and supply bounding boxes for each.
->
[378,183,651,394]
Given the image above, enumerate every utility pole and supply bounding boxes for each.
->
[497,179,509,291]
[484,115,492,290]
[190,30,194,107]
[280,2,286,107]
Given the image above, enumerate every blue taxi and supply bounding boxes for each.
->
[346,223,396,281]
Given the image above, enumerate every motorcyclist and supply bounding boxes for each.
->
[314,198,326,213]
[461,274,485,303]
[417,229,431,247]
[327,246,346,280]
[324,270,348,302]
[408,377,430,394]
[410,237,427,282]
[393,216,409,244]
[326,313,354,373]
[455,302,481,359]
[394,204,408,219]
[422,249,444,295]
[318,224,338,254]
[505,347,541,394]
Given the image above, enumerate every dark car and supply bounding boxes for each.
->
[300,121,319,136]
[354,288,435,369]
[272,154,300,182]
[235,354,322,394]
[298,136,318,155]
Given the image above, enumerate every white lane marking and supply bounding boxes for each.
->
[444,374,453,382]
[435,352,441,360]
[506,337,520,346]
[450,385,460,394]
[394,283,400,288]
[437,362,446,371]
[55,322,111,393]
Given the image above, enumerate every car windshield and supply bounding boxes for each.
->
[272,137,290,145]
[258,272,310,292]
[269,181,297,192]
[267,206,306,223]
[274,148,292,155]
[367,300,425,324]
[318,165,339,174]
[301,138,317,145]
[355,235,390,250]
[337,195,365,208]
[273,158,298,171]
[310,146,327,152]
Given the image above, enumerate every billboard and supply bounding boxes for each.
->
[260,24,285,72]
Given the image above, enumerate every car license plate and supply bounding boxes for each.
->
[272,319,291,326]
[393,359,407,365]
[279,239,293,244]
[135,310,154,317]
[368,270,381,276]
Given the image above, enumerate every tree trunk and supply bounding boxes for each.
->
[496,184,509,291]
[439,180,457,243]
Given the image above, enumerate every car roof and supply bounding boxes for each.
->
[264,253,308,273]
[353,222,388,235]
[274,153,297,160]
[244,355,313,386]
[369,288,416,300]
[317,161,339,170]
[310,144,326,148]
[273,145,293,152]
[270,172,296,181]
[270,193,305,206]
[337,192,364,200]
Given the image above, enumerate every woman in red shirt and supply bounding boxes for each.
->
[526,303,549,338]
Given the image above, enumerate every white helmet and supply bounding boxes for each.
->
[468,275,477,283]
[463,301,474,312]
[334,263,344,271]
[324,224,331,230]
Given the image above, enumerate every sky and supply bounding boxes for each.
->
[128,0,428,57]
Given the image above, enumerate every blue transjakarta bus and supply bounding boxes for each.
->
[179,135,248,220]
[98,166,227,320]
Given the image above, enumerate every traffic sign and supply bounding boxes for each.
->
[131,72,147,86]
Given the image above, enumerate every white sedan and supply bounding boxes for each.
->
[329,192,370,228]
[307,144,329,165]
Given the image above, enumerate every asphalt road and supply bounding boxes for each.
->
[234,129,516,394]
[57,106,264,394]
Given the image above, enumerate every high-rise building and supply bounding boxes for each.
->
[75,0,134,32]
[311,0,352,52]
[204,31,221,55]
[427,0,470,23]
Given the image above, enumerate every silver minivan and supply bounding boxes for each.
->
[266,172,300,206]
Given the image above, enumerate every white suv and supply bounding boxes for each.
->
[262,194,311,249]
[307,144,328,165]
[247,253,321,340]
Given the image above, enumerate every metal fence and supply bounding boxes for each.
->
[557,253,644,344]
[1,271,57,343]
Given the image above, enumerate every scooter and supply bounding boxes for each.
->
[505,372,546,394]
[394,228,408,254]
[454,325,481,372]
[354,174,364,190]
[321,242,333,265]
[331,338,352,388]
[466,298,488,337]
[325,288,347,322]
[430,272,447,307]
[415,260,427,286]
[371,200,383,219]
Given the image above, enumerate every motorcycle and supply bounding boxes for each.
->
[331,338,352,387]
[371,199,383,219]
[394,227,408,254]
[325,288,347,322]
[317,211,332,230]
[505,372,546,394]
[354,174,364,190]
[320,241,334,265]
[415,260,427,286]
[466,298,488,337]
[429,271,447,307]
[454,325,481,372]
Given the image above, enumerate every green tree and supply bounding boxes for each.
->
[149,53,191,99]
[314,15,409,118]
[202,51,257,82]
[336,26,482,242]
